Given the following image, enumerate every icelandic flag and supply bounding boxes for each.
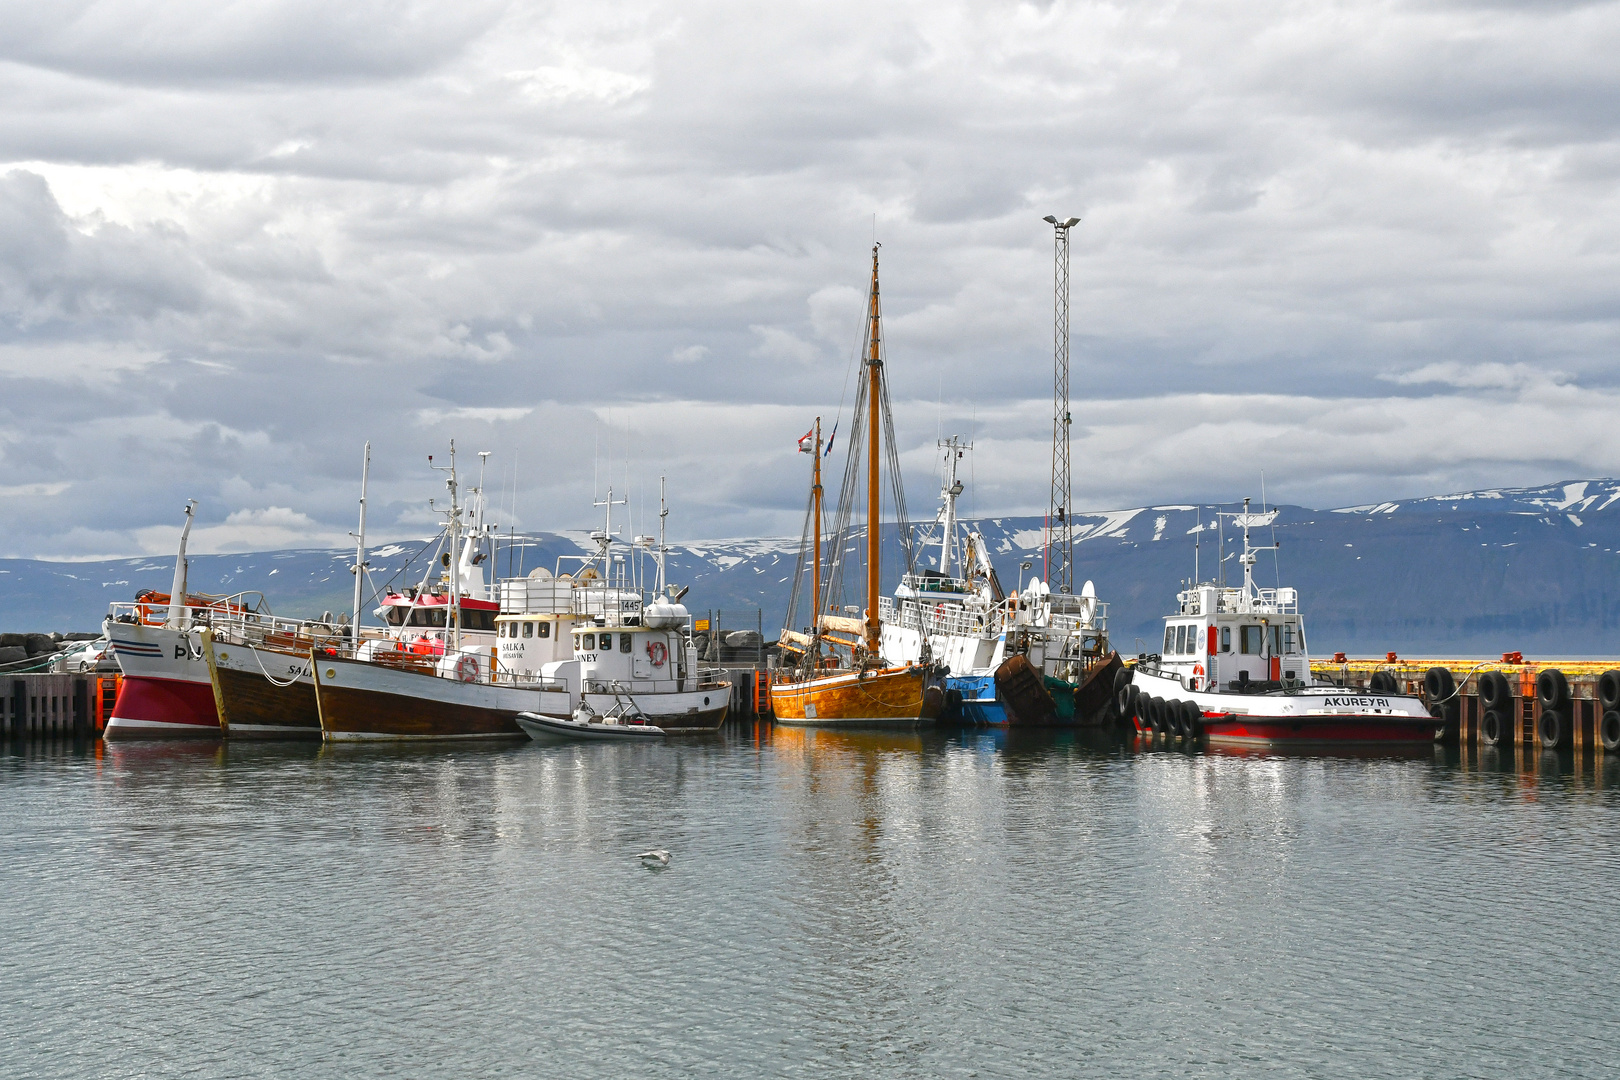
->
[798,427,815,454]
[824,422,837,456]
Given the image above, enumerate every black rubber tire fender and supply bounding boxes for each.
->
[1600,671,1620,713]
[1118,682,1137,720]
[1114,666,1134,693]
[1369,671,1398,695]
[1602,710,1620,752]
[1536,669,1570,712]
[1163,698,1183,738]
[1480,708,1509,747]
[1424,666,1455,702]
[1181,700,1202,739]
[1478,671,1512,711]
[1153,697,1172,735]
[1537,709,1567,749]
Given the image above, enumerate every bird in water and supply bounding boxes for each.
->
[637,849,671,868]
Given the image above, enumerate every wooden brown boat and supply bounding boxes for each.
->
[771,664,932,727]
[203,630,323,739]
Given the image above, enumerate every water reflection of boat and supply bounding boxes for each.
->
[770,246,933,729]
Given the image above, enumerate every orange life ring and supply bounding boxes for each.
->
[1193,664,1204,677]
[646,640,668,667]
[454,655,478,682]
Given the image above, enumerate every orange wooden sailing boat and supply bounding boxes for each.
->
[770,246,936,727]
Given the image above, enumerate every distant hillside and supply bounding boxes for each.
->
[5,479,1618,658]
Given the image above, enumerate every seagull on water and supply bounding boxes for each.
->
[637,849,671,867]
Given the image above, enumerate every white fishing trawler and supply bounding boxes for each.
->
[496,480,729,735]
[876,436,1119,726]
[1120,498,1437,747]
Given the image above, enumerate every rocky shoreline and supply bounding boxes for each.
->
[0,631,101,671]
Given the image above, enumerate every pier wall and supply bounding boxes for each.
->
[2,674,119,740]
[1315,658,1617,752]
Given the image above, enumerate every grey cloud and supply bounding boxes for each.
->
[0,0,1618,559]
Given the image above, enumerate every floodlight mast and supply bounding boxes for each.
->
[1043,214,1080,594]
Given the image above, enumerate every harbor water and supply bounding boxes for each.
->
[3,728,1616,1078]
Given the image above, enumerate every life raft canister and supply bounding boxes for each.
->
[646,640,668,667]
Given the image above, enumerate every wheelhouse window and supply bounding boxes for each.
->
[581,632,595,650]
[1221,626,1231,653]
[599,633,613,650]
[522,622,533,638]
[537,622,550,639]
[620,634,632,653]
[1240,626,1262,654]
[1164,627,1175,654]
[384,606,406,627]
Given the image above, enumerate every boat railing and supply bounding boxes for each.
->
[1047,602,1108,636]
[1177,586,1299,616]
[490,669,568,691]
[879,595,996,638]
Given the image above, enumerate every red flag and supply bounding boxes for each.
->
[797,428,814,453]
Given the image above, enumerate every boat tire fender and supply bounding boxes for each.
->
[1423,666,1455,703]
[1537,709,1567,749]
[1600,671,1620,712]
[1181,700,1202,739]
[1602,710,1620,752]
[1478,671,1513,711]
[1117,682,1137,720]
[1369,671,1399,695]
[1480,708,1510,747]
[1536,669,1570,712]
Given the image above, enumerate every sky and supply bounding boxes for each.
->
[1,0,1618,558]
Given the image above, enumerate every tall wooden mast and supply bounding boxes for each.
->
[811,415,822,630]
[865,244,883,654]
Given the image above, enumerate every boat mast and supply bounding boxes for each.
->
[429,441,463,654]
[351,442,370,645]
[657,475,668,596]
[812,416,822,628]
[864,244,883,655]
[164,500,197,630]
[938,437,966,576]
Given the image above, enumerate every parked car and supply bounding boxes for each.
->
[55,638,118,673]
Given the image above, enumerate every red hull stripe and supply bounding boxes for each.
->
[107,676,220,732]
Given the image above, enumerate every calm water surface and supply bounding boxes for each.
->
[3,726,1617,1078]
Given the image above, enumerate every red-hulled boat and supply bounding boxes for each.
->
[1118,498,1438,748]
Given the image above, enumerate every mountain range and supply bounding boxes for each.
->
[4,479,1618,658]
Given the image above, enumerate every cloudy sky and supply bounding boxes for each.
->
[1,0,1618,558]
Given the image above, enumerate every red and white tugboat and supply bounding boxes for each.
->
[1120,499,1438,748]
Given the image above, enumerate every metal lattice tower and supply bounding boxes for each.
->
[1043,214,1080,593]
